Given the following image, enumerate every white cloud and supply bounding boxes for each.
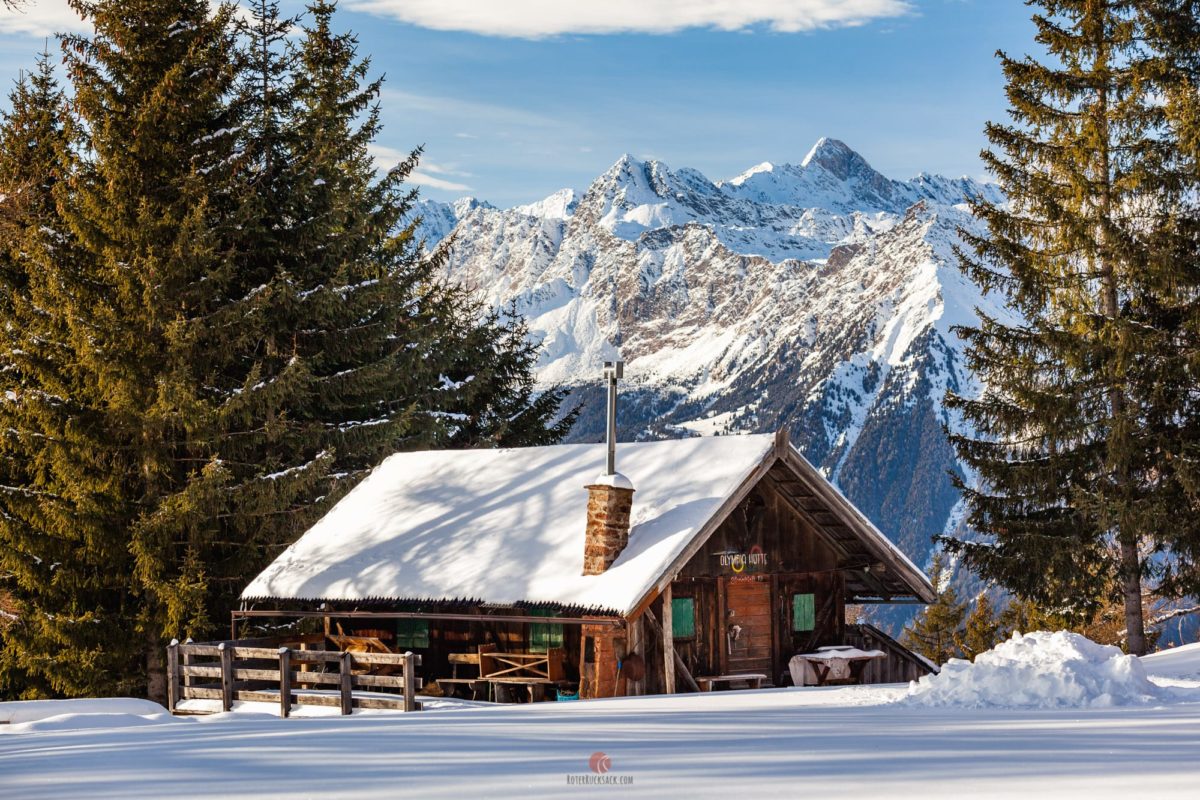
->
[0,0,274,38]
[369,144,473,192]
[0,0,88,36]
[417,161,473,178]
[345,0,912,38]
[408,170,472,191]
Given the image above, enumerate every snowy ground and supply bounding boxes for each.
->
[2,641,1199,799]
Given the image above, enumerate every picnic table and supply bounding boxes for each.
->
[789,646,886,687]
[480,646,564,702]
[438,645,565,703]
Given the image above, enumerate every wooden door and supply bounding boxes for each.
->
[722,579,773,678]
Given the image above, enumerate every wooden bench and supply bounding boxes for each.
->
[489,677,554,703]
[696,673,768,692]
[790,649,885,687]
[434,678,490,700]
[435,652,487,699]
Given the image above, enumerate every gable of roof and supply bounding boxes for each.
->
[241,432,935,616]
[771,444,935,603]
[621,430,935,615]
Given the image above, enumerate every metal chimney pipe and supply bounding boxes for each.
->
[603,361,623,475]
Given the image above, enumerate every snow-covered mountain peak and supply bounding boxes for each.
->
[514,188,577,220]
[452,197,492,216]
[800,136,873,177]
[726,161,777,186]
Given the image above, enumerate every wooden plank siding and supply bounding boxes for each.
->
[669,481,848,685]
[843,623,937,684]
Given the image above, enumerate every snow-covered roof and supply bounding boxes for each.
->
[242,433,933,615]
[243,435,776,614]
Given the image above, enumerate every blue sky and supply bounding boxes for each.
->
[0,1,1036,207]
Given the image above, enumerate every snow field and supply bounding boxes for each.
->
[2,636,1198,798]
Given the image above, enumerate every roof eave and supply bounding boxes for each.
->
[777,444,936,604]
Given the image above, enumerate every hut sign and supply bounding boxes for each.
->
[718,545,769,573]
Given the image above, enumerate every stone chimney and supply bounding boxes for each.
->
[583,473,635,575]
[583,361,635,575]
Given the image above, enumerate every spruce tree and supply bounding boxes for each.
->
[0,50,118,699]
[443,306,578,448]
[1136,2,1200,604]
[210,0,575,654]
[941,0,1195,654]
[997,598,1068,638]
[901,555,967,665]
[956,594,1002,660]
[51,0,253,699]
[0,49,65,310]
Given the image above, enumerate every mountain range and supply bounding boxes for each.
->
[412,138,1011,619]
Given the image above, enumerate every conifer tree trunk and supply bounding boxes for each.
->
[1090,14,1147,655]
[146,630,166,705]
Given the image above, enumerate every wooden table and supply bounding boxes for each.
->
[789,648,885,686]
[476,645,565,703]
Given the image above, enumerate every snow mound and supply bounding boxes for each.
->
[904,631,1166,709]
[1141,642,1200,680]
[2,711,179,735]
[0,698,173,734]
[0,697,167,725]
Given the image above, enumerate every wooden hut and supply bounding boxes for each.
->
[239,427,936,700]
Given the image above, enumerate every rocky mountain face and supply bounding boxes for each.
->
[415,138,1009,624]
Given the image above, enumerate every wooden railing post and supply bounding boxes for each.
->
[219,642,234,712]
[339,651,353,716]
[403,651,416,713]
[183,637,193,697]
[166,639,180,713]
[662,584,676,694]
[278,647,292,719]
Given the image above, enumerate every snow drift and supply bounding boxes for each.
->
[1140,641,1200,680]
[904,631,1167,709]
[0,698,172,734]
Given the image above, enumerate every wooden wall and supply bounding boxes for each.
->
[653,484,849,686]
[844,622,936,684]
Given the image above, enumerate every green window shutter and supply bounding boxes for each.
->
[792,593,815,632]
[396,619,429,649]
[671,597,696,639]
[529,608,564,652]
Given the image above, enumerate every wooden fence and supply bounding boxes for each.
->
[167,638,422,717]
